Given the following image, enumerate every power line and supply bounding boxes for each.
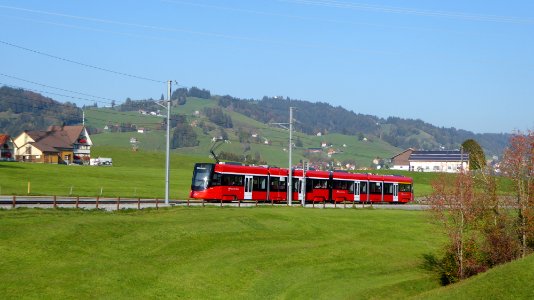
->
[0,82,114,105]
[280,0,534,24]
[0,40,165,84]
[0,73,118,105]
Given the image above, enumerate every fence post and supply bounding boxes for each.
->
[137,197,141,210]
[271,198,273,206]
[76,196,80,209]
[12,195,16,208]
[352,200,355,209]
[116,197,120,211]
[312,200,315,208]
[255,200,258,207]
[220,199,223,208]
[344,201,346,209]
[155,198,159,210]
[323,200,326,209]
[187,199,190,207]
[202,199,205,207]
[96,196,99,209]
[53,195,57,208]
[238,199,241,207]
[334,200,337,209]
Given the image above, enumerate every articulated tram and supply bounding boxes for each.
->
[190,162,413,203]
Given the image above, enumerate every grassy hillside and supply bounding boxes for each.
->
[84,107,164,131]
[415,254,534,299]
[87,98,401,167]
[0,207,445,299]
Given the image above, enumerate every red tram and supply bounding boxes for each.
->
[190,163,413,203]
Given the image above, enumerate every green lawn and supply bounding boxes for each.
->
[1,146,437,198]
[0,207,445,299]
[416,253,534,299]
[0,147,204,199]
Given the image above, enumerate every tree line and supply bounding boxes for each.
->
[0,86,82,135]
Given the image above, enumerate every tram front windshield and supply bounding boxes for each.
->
[191,163,214,191]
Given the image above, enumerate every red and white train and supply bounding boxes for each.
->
[190,162,413,204]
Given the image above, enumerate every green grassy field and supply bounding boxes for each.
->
[0,147,204,198]
[416,253,534,299]
[0,147,435,198]
[0,207,445,299]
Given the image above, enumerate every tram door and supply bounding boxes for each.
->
[354,181,361,201]
[393,183,399,202]
[298,178,305,201]
[244,175,253,200]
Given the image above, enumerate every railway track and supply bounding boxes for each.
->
[0,195,428,211]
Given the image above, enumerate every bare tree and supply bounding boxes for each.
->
[501,130,534,258]
[428,171,483,281]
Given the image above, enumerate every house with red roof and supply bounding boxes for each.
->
[13,125,93,164]
[0,134,15,161]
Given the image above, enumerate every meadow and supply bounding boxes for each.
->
[1,147,435,199]
[0,207,445,299]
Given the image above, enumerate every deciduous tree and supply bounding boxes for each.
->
[501,130,534,258]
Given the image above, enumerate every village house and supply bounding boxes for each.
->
[13,125,93,164]
[391,148,469,173]
[0,134,15,161]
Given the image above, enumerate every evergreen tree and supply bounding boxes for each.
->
[171,123,199,148]
[462,139,486,170]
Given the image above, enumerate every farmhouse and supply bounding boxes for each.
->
[409,150,469,173]
[392,149,470,173]
[13,125,93,164]
[0,134,15,161]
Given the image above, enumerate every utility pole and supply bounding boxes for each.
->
[270,107,295,206]
[165,81,172,205]
[288,107,294,206]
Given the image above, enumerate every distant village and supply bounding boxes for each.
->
[0,121,484,174]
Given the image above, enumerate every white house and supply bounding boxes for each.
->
[409,150,469,173]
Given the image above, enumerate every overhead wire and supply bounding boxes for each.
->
[0,73,118,105]
[279,0,534,24]
[0,40,165,84]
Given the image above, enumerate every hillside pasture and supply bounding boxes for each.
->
[0,207,445,299]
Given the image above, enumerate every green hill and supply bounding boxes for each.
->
[415,254,534,299]
[0,86,82,135]
[87,97,401,168]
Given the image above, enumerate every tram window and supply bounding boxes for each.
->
[312,179,328,189]
[360,181,368,194]
[333,180,351,190]
[211,173,222,186]
[399,184,412,192]
[270,177,287,192]
[383,183,393,195]
[253,176,267,191]
[221,174,244,186]
[348,182,354,193]
[370,182,382,194]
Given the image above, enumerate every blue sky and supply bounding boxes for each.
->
[1,0,533,134]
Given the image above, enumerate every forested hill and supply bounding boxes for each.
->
[214,94,509,156]
[0,86,82,135]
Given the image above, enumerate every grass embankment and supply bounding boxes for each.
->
[417,254,534,299]
[0,207,444,299]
